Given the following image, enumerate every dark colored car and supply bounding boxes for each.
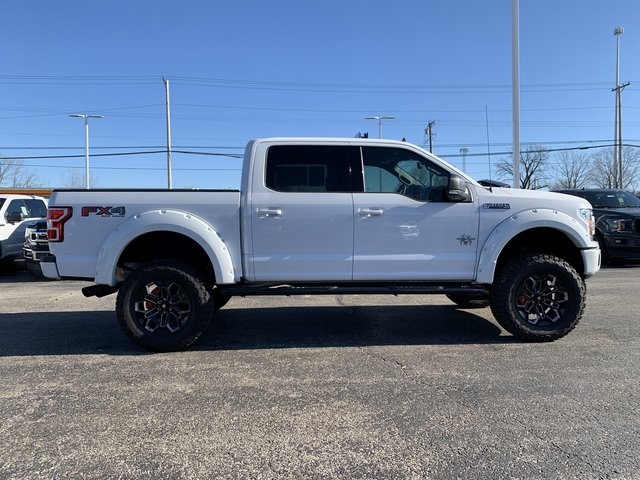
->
[477,179,511,188]
[554,189,640,263]
[22,219,50,277]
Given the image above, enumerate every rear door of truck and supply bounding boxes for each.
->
[247,143,357,281]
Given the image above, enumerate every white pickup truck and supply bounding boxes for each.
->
[0,193,48,265]
[42,138,600,351]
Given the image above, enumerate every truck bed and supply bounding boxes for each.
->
[47,189,242,280]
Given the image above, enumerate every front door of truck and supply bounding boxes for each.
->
[249,144,357,281]
[352,146,479,281]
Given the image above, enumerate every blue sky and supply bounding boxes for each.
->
[1,0,639,189]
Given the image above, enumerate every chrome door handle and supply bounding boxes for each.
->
[257,208,283,218]
[359,208,384,217]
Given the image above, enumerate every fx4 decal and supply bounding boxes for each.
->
[81,206,126,217]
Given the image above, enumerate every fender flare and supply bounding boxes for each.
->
[94,209,235,286]
[476,208,593,284]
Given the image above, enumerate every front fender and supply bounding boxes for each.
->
[476,208,596,284]
[94,209,235,286]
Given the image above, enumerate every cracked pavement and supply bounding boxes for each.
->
[1,265,639,479]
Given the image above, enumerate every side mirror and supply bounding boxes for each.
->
[447,175,471,202]
[6,212,25,224]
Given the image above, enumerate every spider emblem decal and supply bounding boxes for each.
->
[457,233,476,246]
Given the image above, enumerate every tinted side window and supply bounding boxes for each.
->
[265,145,352,193]
[24,199,47,218]
[4,199,47,219]
[6,200,26,217]
[361,146,450,202]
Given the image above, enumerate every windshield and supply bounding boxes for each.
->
[584,191,640,208]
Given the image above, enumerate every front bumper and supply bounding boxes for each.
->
[581,247,601,279]
[23,246,50,262]
[602,233,640,260]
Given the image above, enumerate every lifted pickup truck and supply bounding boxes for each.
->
[42,138,600,351]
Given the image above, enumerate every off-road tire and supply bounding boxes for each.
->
[490,254,585,342]
[116,260,215,352]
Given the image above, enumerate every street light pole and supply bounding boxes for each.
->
[365,115,395,138]
[69,113,103,189]
[512,0,521,188]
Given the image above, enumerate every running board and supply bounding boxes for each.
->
[221,283,487,297]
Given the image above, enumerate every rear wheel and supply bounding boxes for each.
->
[116,260,215,352]
[490,254,585,341]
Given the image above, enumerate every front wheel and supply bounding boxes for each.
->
[116,260,215,352]
[490,254,586,342]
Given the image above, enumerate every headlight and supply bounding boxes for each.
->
[605,218,627,232]
[579,208,595,237]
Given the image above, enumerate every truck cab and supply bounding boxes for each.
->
[0,194,48,264]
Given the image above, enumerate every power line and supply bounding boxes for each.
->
[440,143,640,159]
[0,74,627,93]
[0,145,245,150]
[3,143,638,164]
[0,150,243,161]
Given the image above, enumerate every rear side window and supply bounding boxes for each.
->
[24,199,48,218]
[265,145,352,193]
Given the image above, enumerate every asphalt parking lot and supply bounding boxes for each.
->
[1,263,639,479]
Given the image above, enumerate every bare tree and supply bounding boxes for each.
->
[61,168,98,188]
[496,145,549,189]
[0,158,40,188]
[550,151,591,189]
[0,159,12,185]
[588,147,640,190]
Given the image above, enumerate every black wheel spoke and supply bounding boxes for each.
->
[132,280,192,333]
[515,273,570,326]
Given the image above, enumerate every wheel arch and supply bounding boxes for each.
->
[94,209,235,286]
[477,209,593,284]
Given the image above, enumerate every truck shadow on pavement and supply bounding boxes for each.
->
[0,304,511,356]
[201,305,511,351]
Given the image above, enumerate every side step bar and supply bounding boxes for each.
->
[221,282,487,297]
[81,281,487,298]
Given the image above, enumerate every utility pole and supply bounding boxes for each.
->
[164,78,173,189]
[612,27,629,189]
[425,121,436,152]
